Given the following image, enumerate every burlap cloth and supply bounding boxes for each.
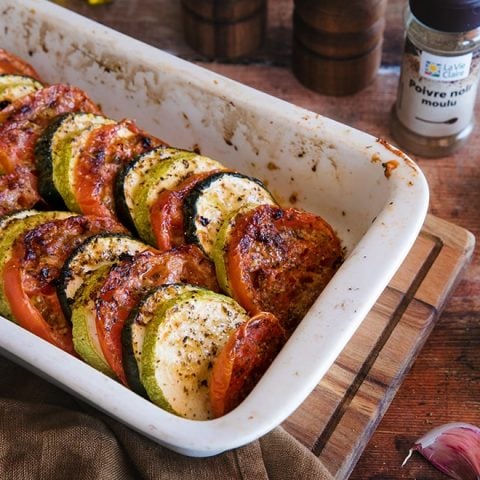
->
[0,356,333,480]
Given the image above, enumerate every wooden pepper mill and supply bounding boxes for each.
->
[182,0,267,60]
[292,0,387,96]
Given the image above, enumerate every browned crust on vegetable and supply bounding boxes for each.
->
[0,166,41,215]
[0,84,101,172]
[13,215,125,337]
[95,244,219,384]
[210,312,286,417]
[74,119,165,219]
[0,49,43,81]
[227,205,343,333]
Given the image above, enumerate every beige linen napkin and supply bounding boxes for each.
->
[0,357,333,480]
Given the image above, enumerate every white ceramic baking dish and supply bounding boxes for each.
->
[0,0,429,457]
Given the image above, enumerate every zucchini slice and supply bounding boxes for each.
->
[0,74,43,109]
[36,112,115,209]
[211,204,259,296]
[184,172,276,258]
[57,233,150,320]
[0,210,74,320]
[116,147,224,243]
[71,265,116,376]
[115,145,173,232]
[0,208,37,232]
[122,283,202,396]
[140,289,248,420]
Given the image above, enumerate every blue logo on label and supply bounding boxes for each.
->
[424,60,441,78]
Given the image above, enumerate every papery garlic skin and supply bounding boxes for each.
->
[403,422,480,480]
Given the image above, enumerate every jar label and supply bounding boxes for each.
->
[420,51,472,82]
[395,40,480,137]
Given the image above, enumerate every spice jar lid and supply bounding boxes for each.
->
[410,0,480,32]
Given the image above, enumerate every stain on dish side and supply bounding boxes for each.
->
[376,137,419,174]
[382,160,399,179]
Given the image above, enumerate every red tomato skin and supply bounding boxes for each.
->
[226,205,343,333]
[3,215,125,354]
[95,245,219,385]
[3,246,75,354]
[210,312,286,417]
[0,84,101,172]
[0,166,41,216]
[0,49,42,80]
[74,120,165,219]
[150,171,221,252]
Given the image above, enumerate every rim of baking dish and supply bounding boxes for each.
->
[0,0,429,457]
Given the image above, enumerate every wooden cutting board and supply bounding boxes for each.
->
[282,214,475,480]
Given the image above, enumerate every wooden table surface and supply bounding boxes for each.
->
[58,0,480,478]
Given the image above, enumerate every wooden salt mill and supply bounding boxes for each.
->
[181,0,267,60]
[292,0,387,96]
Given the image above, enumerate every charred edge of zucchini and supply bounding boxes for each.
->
[35,113,70,208]
[122,302,149,398]
[114,157,140,234]
[122,283,204,397]
[183,171,273,248]
[114,145,178,235]
[57,232,142,321]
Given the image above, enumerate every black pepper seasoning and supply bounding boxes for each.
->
[391,0,480,157]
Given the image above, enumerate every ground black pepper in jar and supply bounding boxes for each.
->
[390,0,480,157]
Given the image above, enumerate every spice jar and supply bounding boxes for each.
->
[181,0,266,60]
[390,0,480,157]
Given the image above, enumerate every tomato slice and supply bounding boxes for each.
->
[3,249,73,352]
[150,171,221,251]
[2,215,125,354]
[0,49,42,80]
[0,165,41,215]
[95,244,219,385]
[226,205,343,333]
[0,84,101,172]
[74,119,165,219]
[209,311,286,417]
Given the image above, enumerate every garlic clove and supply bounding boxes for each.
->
[402,422,480,480]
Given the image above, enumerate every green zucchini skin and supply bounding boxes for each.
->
[211,204,260,296]
[132,151,224,245]
[122,283,202,397]
[35,112,114,209]
[183,172,276,258]
[0,210,73,320]
[35,114,70,207]
[140,289,248,419]
[0,208,37,232]
[114,145,173,235]
[57,233,149,320]
[0,74,43,109]
[122,305,148,397]
[71,265,116,377]
[114,146,224,241]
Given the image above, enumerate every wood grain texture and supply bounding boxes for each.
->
[293,0,387,33]
[46,0,480,478]
[181,0,266,59]
[291,38,383,95]
[52,0,405,66]
[283,216,474,479]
